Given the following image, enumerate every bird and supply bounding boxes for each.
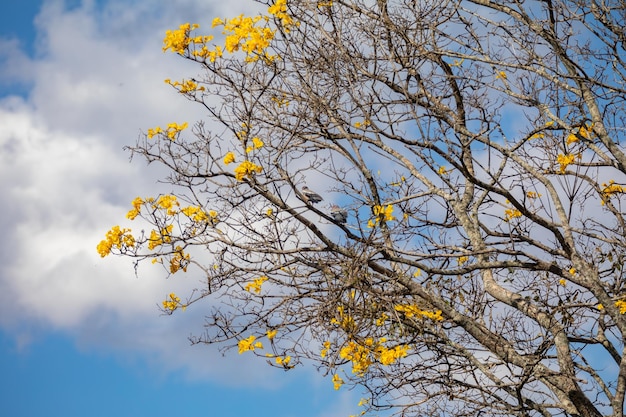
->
[301,186,323,204]
[330,204,348,223]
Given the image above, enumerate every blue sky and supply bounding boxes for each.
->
[0,2,361,416]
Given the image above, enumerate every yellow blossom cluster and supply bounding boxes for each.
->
[180,205,216,223]
[556,152,581,173]
[332,373,344,390]
[368,204,395,228]
[320,341,331,358]
[330,305,356,332]
[238,335,264,353]
[526,191,541,199]
[234,160,263,181]
[271,94,289,107]
[147,122,189,140]
[338,337,410,376]
[148,225,173,250]
[529,132,545,140]
[164,78,205,94]
[616,300,626,314]
[504,207,522,222]
[169,246,191,273]
[375,312,389,326]
[275,355,291,367]
[566,123,593,144]
[163,293,185,311]
[224,135,265,174]
[267,0,297,31]
[162,23,202,54]
[601,180,624,205]
[115,195,218,256]
[162,1,296,64]
[394,304,444,321]
[457,256,469,265]
[223,151,236,165]
[162,22,221,61]
[353,120,371,129]
[215,15,276,62]
[246,137,264,153]
[126,196,144,220]
[245,276,268,293]
[96,225,135,257]
[155,194,180,215]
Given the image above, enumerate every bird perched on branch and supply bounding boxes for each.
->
[330,204,348,223]
[301,186,323,204]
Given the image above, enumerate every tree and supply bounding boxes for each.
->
[98,1,626,416]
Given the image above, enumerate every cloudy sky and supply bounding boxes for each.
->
[0,1,362,416]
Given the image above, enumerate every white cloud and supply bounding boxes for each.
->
[0,0,297,387]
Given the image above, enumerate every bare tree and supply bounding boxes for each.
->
[99,1,626,416]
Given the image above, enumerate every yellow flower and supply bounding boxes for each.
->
[332,373,344,390]
[438,166,448,175]
[126,196,144,220]
[320,341,331,358]
[276,356,291,366]
[375,312,388,326]
[529,132,544,140]
[162,23,199,54]
[164,122,188,140]
[181,205,210,222]
[147,126,163,139]
[238,335,263,353]
[559,278,566,286]
[170,247,190,273]
[223,152,236,165]
[394,304,443,321]
[96,226,135,257]
[615,300,626,314]
[252,137,264,149]
[268,0,297,29]
[457,256,469,265]
[377,344,409,365]
[556,153,580,173]
[212,17,224,27]
[245,276,268,293]
[495,70,507,79]
[567,124,593,144]
[163,293,182,311]
[602,180,624,199]
[234,160,263,181]
[597,304,604,310]
[155,194,179,214]
[370,204,395,227]
[147,225,174,250]
[220,14,277,61]
[267,329,277,340]
[566,133,579,144]
[526,191,541,199]
[504,208,522,222]
[167,78,204,94]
